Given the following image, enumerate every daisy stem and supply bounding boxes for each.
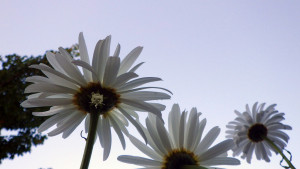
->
[80,112,99,169]
[264,136,295,169]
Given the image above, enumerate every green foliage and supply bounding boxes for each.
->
[0,45,79,163]
[0,53,48,163]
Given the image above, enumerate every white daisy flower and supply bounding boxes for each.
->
[118,104,240,169]
[21,32,171,160]
[226,102,292,163]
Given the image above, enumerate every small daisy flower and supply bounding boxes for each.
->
[21,33,171,160]
[118,104,240,169]
[226,102,292,163]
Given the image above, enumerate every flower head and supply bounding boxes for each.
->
[226,102,292,163]
[21,32,171,160]
[118,104,240,169]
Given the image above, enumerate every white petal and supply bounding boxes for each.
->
[168,104,181,148]
[26,76,51,83]
[268,130,289,142]
[119,86,173,96]
[118,103,141,118]
[120,99,162,118]
[38,111,72,133]
[25,83,76,94]
[146,117,169,155]
[259,142,270,162]
[102,118,112,161]
[268,135,287,149]
[33,105,75,116]
[118,77,162,91]
[30,64,82,87]
[198,139,234,162]
[129,62,144,73]
[201,157,240,166]
[21,98,72,107]
[97,117,104,148]
[121,91,170,101]
[108,115,126,149]
[118,46,143,75]
[62,113,86,138]
[150,103,166,111]
[185,109,198,150]
[72,60,99,82]
[128,135,161,161]
[118,107,147,144]
[245,142,255,163]
[85,114,90,133]
[267,123,292,131]
[155,116,172,152]
[111,111,129,136]
[117,155,161,166]
[78,32,93,82]
[113,44,121,57]
[55,52,86,86]
[41,72,79,90]
[92,39,104,80]
[103,56,120,86]
[179,111,186,148]
[110,109,129,127]
[48,111,85,136]
[46,51,65,73]
[196,126,220,154]
[191,118,206,151]
[95,36,111,82]
[252,102,258,121]
[112,72,138,88]
[265,113,285,124]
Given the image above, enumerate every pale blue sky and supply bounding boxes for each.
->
[1,1,300,169]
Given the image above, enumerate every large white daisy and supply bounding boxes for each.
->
[226,102,292,163]
[118,104,240,169]
[21,32,171,160]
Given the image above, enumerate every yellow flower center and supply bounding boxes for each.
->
[247,123,268,142]
[162,148,199,169]
[90,92,104,108]
[73,82,120,115]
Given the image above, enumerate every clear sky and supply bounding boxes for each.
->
[1,0,300,169]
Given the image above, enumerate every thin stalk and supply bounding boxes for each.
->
[80,113,99,169]
[264,136,295,169]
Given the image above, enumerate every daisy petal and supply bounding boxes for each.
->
[21,98,72,107]
[113,44,121,57]
[118,46,143,75]
[201,157,240,166]
[37,111,71,133]
[198,139,234,162]
[33,105,75,116]
[117,155,161,166]
[128,135,161,161]
[72,60,99,82]
[120,99,162,118]
[196,126,220,154]
[112,72,138,88]
[118,107,147,144]
[108,115,126,149]
[103,56,120,86]
[78,32,92,81]
[25,83,76,94]
[102,118,112,161]
[129,62,144,72]
[118,77,162,91]
[48,111,84,137]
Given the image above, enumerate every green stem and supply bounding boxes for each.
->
[264,136,295,169]
[80,112,99,169]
